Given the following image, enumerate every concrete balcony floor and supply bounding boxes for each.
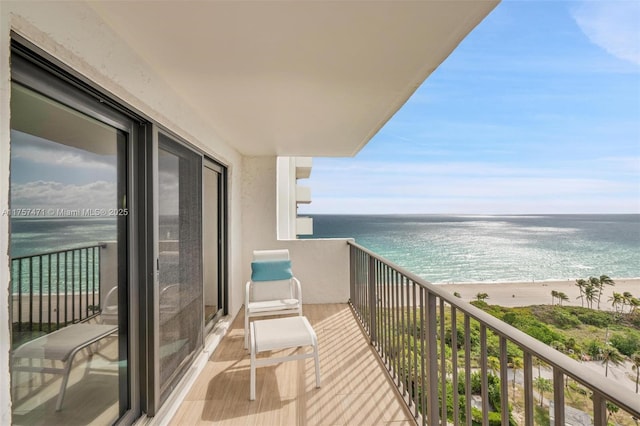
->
[169,304,415,425]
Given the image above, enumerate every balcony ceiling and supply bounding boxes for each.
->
[90,1,498,157]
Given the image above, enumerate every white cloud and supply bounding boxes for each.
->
[572,1,640,66]
[301,195,639,215]
[11,130,117,171]
[11,180,117,211]
[299,158,640,214]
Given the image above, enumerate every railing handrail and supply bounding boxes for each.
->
[11,242,107,261]
[347,240,640,418]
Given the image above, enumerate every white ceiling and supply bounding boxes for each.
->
[90,1,498,157]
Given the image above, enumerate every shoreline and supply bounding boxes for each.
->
[436,278,640,309]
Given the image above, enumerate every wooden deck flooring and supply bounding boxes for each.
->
[170,304,415,425]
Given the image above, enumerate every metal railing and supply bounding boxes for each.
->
[349,241,640,426]
[11,244,104,333]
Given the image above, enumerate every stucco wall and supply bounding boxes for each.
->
[241,157,351,304]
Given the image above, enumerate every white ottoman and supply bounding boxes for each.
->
[249,316,321,400]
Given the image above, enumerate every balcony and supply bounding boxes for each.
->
[296,217,314,236]
[9,242,640,425]
[168,242,640,426]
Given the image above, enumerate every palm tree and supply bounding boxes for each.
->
[533,357,547,378]
[511,357,523,399]
[551,290,558,305]
[557,292,569,306]
[630,297,640,314]
[601,346,624,377]
[623,292,634,313]
[575,278,587,307]
[534,376,552,407]
[589,276,602,309]
[632,353,640,394]
[584,283,599,309]
[596,275,615,310]
[475,292,489,302]
[609,292,624,313]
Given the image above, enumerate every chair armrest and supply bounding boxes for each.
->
[292,277,302,304]
[245,281,252,311]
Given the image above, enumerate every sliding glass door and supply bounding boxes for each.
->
[10,52,133,425]
[156,133,203,404]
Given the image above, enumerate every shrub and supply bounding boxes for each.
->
[551,310,581,329]
[585,339,603,359]
[576,310,612,327]
[470,408,516,426]
[503,312,517,325]
[519,321,563,345]
[610,332,640,357]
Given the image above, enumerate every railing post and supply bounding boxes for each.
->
[425,291,439,426]
[593,393,607,426]
[500,337,510,426]
[553,368,565,426]
[523,352,534,426]
[349,244,355,303]
[480,325,489,426]
[451,307,459,425]
[368,254,377,344]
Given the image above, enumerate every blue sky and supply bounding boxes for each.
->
[298,1,640,215]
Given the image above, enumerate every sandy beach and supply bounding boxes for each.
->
[437,278,640,309]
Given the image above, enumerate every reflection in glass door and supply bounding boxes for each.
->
[157,134,203,403]
[9,80,129,425]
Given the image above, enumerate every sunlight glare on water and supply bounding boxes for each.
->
[309,214,640,283]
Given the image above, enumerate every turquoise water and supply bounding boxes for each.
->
[308,214,640,284]
[10,218,114,294]
[11,214,640,287]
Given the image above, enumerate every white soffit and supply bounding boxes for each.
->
[90,1,498,157]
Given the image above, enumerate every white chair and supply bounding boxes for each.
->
[244,249,302,349]
[100,285,118,325]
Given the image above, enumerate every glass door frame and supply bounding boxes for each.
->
[203,158,228,333]
[10,37,145,425]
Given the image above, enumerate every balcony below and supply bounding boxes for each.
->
[169,304,414,425]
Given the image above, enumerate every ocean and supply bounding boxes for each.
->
[10,217,118,259]
[9,214,640,287]
[308,214,640,284]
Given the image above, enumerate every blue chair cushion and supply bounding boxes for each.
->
[251,260,293,282]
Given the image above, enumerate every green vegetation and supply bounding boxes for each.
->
[471,303,640,359]
[378,285,640,425]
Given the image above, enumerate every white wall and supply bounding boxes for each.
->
[241,157,350,304]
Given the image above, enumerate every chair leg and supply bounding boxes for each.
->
[314,342,321,388]
[250,323,256,400]
[55,359,74,411]
[244,312,249,349]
